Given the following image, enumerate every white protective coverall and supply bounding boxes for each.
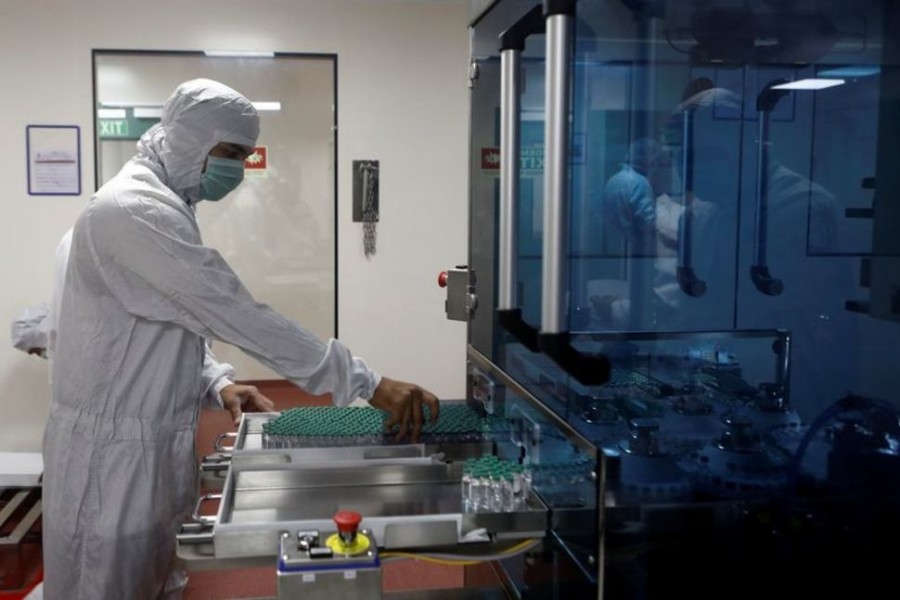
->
[42,79,380,599]
[38,227,234,398]
[45,228,72,361]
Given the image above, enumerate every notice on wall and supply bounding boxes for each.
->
[245,145,268,175]
[27,125,81,196]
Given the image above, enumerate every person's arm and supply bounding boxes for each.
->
[82,195,437,440]
[11,304,49,358]
[84,197,377,406]
[219,381,275,426]
[200,342,235,409]
[201,342,275,426]
[603,166,657,236]
[47,228,73,357]
[369,377,439,442]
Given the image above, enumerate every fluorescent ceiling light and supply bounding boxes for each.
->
[818,66,880,78]
[101,102,163,108]
[99,101,278,116]
[97,108,126,119]
[771,78,845,90]
[133,107,163,119]
[251,101,281,112]
[204,50,274,58]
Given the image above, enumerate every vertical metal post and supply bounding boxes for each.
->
[499,48,521,311]
[494,5,546,353]
[542,12,573,334]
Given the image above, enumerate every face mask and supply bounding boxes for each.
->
[200,156,245,201]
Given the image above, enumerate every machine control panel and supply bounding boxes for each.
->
[277,512,382,600]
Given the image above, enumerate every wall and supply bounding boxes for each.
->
[0,0,471,451]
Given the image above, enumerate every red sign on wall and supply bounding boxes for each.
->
[245,146,268,171]
[481,147,500,170]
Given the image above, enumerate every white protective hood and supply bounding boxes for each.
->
[135,78,259,204]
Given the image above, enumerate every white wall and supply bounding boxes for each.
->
[0,0,471,451]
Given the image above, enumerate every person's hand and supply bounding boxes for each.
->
[220,383,276,427]
[368,377,440,443]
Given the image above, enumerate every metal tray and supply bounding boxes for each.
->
[189,459,547,560]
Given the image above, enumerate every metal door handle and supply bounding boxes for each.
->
[677,107,707,297]
[191,492,222,526]
[213,431,237,452]
[751,79,790,296]
[537,0,610,386]
[496,5,544,352]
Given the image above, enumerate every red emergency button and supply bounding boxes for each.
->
[438,271,448,288]
[333,510,362,537]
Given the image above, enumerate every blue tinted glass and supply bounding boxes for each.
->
[475,0,900,597]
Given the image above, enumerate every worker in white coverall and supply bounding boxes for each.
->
[13,228,241,406]
[18,225,267,600]
[11,230,71,362]
[41,78,440,600]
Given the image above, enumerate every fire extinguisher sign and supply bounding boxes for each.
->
[245,146,268,172]
[481,147,500,170]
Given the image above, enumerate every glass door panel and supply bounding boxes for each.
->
[573,3,741,335]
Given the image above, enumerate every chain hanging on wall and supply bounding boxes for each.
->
[361,163,379,258]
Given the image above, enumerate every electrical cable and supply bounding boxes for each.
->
[380,554,480,566]
[380,538,541,565]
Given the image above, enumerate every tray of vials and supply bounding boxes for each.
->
[261,403,506,448]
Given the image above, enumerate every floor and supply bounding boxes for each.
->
[185,380,478,599]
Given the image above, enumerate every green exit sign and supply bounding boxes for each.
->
[99,119,130,138]
[97,111,157,140]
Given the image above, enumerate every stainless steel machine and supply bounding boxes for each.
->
[177,410,549,599]
[451,0,900,598]
[179,0,900,598]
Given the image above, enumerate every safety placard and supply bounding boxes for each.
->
[481,147,500,170]
[245,146,268,171]
[27,125,81,196]
[480,145,544,176]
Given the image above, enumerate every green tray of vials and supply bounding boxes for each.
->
[262,403,505,448]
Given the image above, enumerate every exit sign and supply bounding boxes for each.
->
[99,119,129,138]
